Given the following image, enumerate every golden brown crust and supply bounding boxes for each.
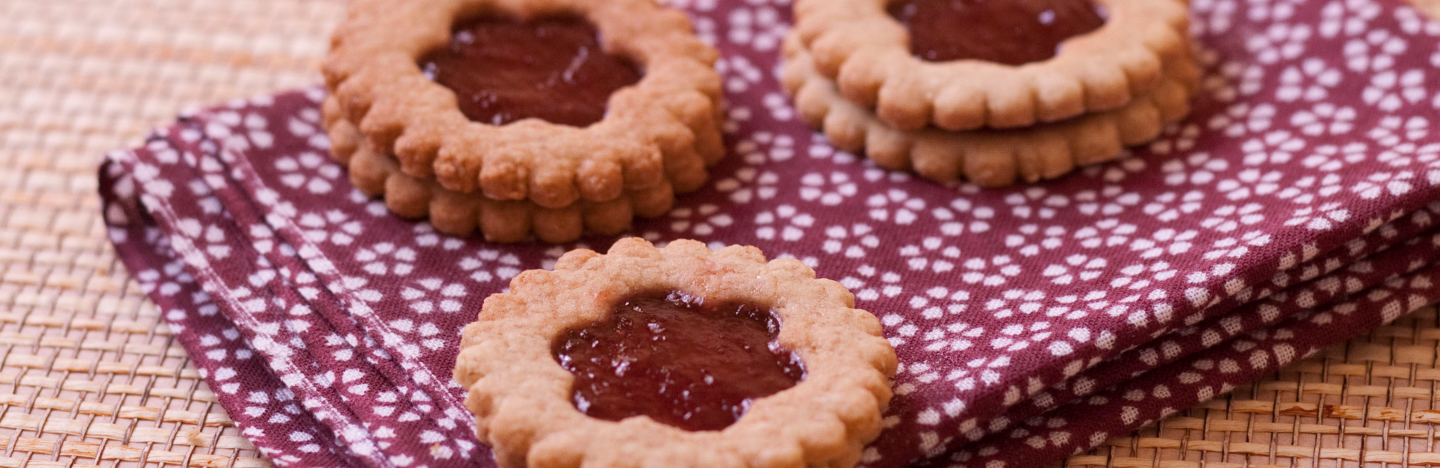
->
[325,105,671,243]
[792,0,1190,132]
[324,0,725,210]
[780,35,1201,187]
[454,238,897,468]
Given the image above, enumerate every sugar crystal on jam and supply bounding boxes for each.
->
[888,0,1107,65]
[552,290,805,431]
[420,16,642,127]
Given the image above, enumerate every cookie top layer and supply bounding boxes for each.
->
[792,0,1190,131]
[323,0,725,209]
[454,238,897,468]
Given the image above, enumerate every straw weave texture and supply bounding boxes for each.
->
[1062,309,1440,468]
[0,0,340,465]
[1,0,1438,466]
[1416,0,1440,19]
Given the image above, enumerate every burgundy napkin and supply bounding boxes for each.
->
[99,0,1440,467]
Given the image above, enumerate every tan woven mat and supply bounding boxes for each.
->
[1,0,1437,466]
[0,0,341,465]
[1061,307,1440,468]
[1416,0,1440,19]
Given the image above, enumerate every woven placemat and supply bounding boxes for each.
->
[1062,306,1440,468]
[1416,0,1440,19]
[2,0,1438,466]
[0,0,342,465]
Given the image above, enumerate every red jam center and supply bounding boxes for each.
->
[552,291,805,431]
[887,0,1106,65]
[420,16,642,127]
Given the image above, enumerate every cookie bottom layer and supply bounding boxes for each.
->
[326,112,675,244]
[780,36,1201,187]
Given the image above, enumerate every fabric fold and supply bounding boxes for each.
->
[914,215,1440,465]
[103,135,367,467]
[939,257,1440,467]
[103,108,488,468]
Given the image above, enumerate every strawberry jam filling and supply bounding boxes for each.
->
[888,0,1106,65]
[421,16,642,127]
[552,290,805,431]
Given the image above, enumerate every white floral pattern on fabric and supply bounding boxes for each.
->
[96,1,1440,467]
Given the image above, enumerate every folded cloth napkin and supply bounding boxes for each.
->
[98,0,1440,467]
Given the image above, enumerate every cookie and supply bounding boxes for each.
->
[323,0,725,209]
[326,106,673,243]
[780,35,1201,187]
[454,238,897,468]
[791,0,1191,131]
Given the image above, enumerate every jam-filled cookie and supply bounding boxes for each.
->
[454,238,897,468]
[323,0,724,211]
[781,36,1201,187]
[792,0,1191,131]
